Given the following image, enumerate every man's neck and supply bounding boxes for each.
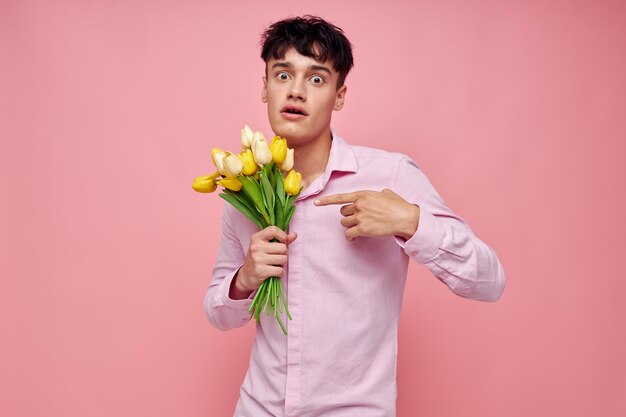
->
[291,129,332,191]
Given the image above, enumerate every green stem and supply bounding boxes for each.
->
[261,281,271,314]
[275,308,287,335]
[278,280,292,321]
[255,280,268,322]
[267,278,273,316]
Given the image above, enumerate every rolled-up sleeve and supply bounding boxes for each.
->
[392,156,506,302]
[203,203,258,331]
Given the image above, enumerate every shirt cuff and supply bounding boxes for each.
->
[394,206,445,264]
[221,265,258,310]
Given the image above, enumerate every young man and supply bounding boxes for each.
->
[204,15,505,417]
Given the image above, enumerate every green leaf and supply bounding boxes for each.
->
[274,164,286,207]
[258,172,269,211]
[219,193,264,229]
[239,175,266,214]
[285,204,296,226]
[266,162,276,189]
[259,171,275,224]
[223,189,256,216]
[225,189,269,228]
[280,195,292,230]
[275,194,285,230]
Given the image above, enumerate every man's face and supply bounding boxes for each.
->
[261,47,347,147]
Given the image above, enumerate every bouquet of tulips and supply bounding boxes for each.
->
[192,125,302,335]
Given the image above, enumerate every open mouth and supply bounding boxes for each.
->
[281,106,308,116]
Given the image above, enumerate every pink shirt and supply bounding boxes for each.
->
[204,130,505,417]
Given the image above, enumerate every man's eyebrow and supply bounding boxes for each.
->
[271,61,332,75]
[309,64,332,75]
[271,62,293,70]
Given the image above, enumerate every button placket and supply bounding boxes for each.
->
[284,201,303,417]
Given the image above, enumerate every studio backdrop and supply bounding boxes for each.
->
[2,1,625,416]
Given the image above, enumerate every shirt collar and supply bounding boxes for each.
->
[326,128,359,175]
[295,129,358,201]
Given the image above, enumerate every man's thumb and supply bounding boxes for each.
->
[287,232,298,244]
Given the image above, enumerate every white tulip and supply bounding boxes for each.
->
[241,125,254,148]
[251,134,272,165]
[211,148,227,176]
[281,148,294,171]
[223,152,244,178]
[252,130,265,145]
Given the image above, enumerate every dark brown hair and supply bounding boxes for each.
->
[260,15,354,89]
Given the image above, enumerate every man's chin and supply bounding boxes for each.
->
[271,123,306,142]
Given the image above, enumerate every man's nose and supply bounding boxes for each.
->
[287,77,306,101]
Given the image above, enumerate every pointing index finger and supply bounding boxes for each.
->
[314,191,362,206]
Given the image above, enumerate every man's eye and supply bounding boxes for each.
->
[310,76,324,84]
[278,72,289,80]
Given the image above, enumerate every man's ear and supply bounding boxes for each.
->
[334,84,347,111]
[261,76,268,103]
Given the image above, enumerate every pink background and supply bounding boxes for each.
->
[2,1,625,416]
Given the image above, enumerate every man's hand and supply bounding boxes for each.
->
[232,226,298,299]
[314,189,420,241]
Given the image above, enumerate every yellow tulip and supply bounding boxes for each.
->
[284,170,302,196]
[223,152,244,178]
[217,177,243,192]
[241,125,254,148]
[192,172,220,193]
[251,133,272,165]
[270,136,288,165]
[211,148,227,176]
[239,149,258,176]
[281,148,294,171]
